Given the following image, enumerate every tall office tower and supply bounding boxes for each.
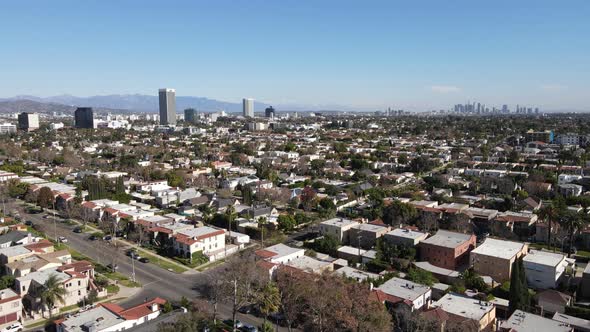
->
[265,106,275,118]
[74,107,94,128]
[17,112,39,131]
[184,108,197,123]
[159,88,176,125]
[243,98,254,117]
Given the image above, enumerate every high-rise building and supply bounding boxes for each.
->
[74,107,94,129]
[159,88,176,125]
[243,98,254,118]
[265,106,275,118]
[17,112,40,131]
[184,108,197,123]
[0,123,17,134]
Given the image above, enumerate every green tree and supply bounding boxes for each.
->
[255,282,281,327]
[277,214,296,232]
[40,274,67,317]
[406,267,437,286]
[166,171,185,188]
[508,257,529,314]
[37,186,54,210]
[307,234,340,256]
[560,211,586,257]
[539,203,560,247]
[6,179,29,198]
[382,200,417,227]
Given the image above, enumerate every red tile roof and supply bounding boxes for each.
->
[255,249,278,259]
[118,297,167,320]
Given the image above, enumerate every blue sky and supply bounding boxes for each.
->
[1,1,588,111]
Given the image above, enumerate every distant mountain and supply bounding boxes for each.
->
[0,99,76,114]
[0,99,133,114]
[1,94,273,113]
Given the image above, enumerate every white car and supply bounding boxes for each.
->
[58,236,68,243]
[2,323,23,332]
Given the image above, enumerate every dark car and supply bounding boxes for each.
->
[24,220,33,226]
[88,235,97,241]
[139,257,150,263]
[73,227,82,233]
[106,264,118,271]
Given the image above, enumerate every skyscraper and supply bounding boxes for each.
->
[184,108,197,123]
[74,107,94,129]
[159,88,176,125]
[265,106,275,118]
[243,98,254,118]
[17,112,39,131]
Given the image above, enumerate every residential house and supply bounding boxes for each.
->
[384,228,429,247]
[255,244,305,264]
[56,298,167,332]
[536,289,573,315]
[0,289,22,328]
[318,218,360,243]
[470,238,528,283]
[432,293,496,331]
[523,250,570,289]
[171,226,225,259]
[374,277,432,311]
[348,223,390,249]
[500,310,572,332]
[418,230,476,270]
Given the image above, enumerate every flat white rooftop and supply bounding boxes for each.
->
[471,238,525,260]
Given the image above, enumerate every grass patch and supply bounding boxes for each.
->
[25,319,49,329]
[97,268,141,288]
[91,231,105,238]
[106,284,120,294]
[60,303,81,313]
[196,259,225,272]
[138,251,188,273]
[173,252,209,268]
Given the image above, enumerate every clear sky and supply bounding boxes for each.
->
[1,0,588,111]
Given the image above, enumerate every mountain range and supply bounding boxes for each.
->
[0,94,274,114]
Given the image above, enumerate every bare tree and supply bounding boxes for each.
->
[220,252,259,331]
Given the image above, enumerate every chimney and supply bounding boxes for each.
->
[369,282,373,291]
[151,303,159,312]
[0,291,5,300]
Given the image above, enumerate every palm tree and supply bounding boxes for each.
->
[225,205,236,233]
[539,204,558,247]
[258,217,268,247]
[40,274,66,318]
[256,282,281,328]
[559,211,585,258]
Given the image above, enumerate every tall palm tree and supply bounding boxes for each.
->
[539,204,558,247]
[40,274,66,318]
[559,211,585,258]
[225,205,236,233]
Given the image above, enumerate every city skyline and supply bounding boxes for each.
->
[1,1,589,111]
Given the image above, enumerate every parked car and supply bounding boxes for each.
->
[73,227,82,233]
[139,257,150,263]
[107,263,118,271]
[103,235,112,241]
[24,220,33,226]
[58,236,68,243]
[223,320,243,329]
[240,325,257,332]
[1,323,23,332]
[88,235,97,241]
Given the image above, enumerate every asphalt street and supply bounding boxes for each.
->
[10,201,292,331]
